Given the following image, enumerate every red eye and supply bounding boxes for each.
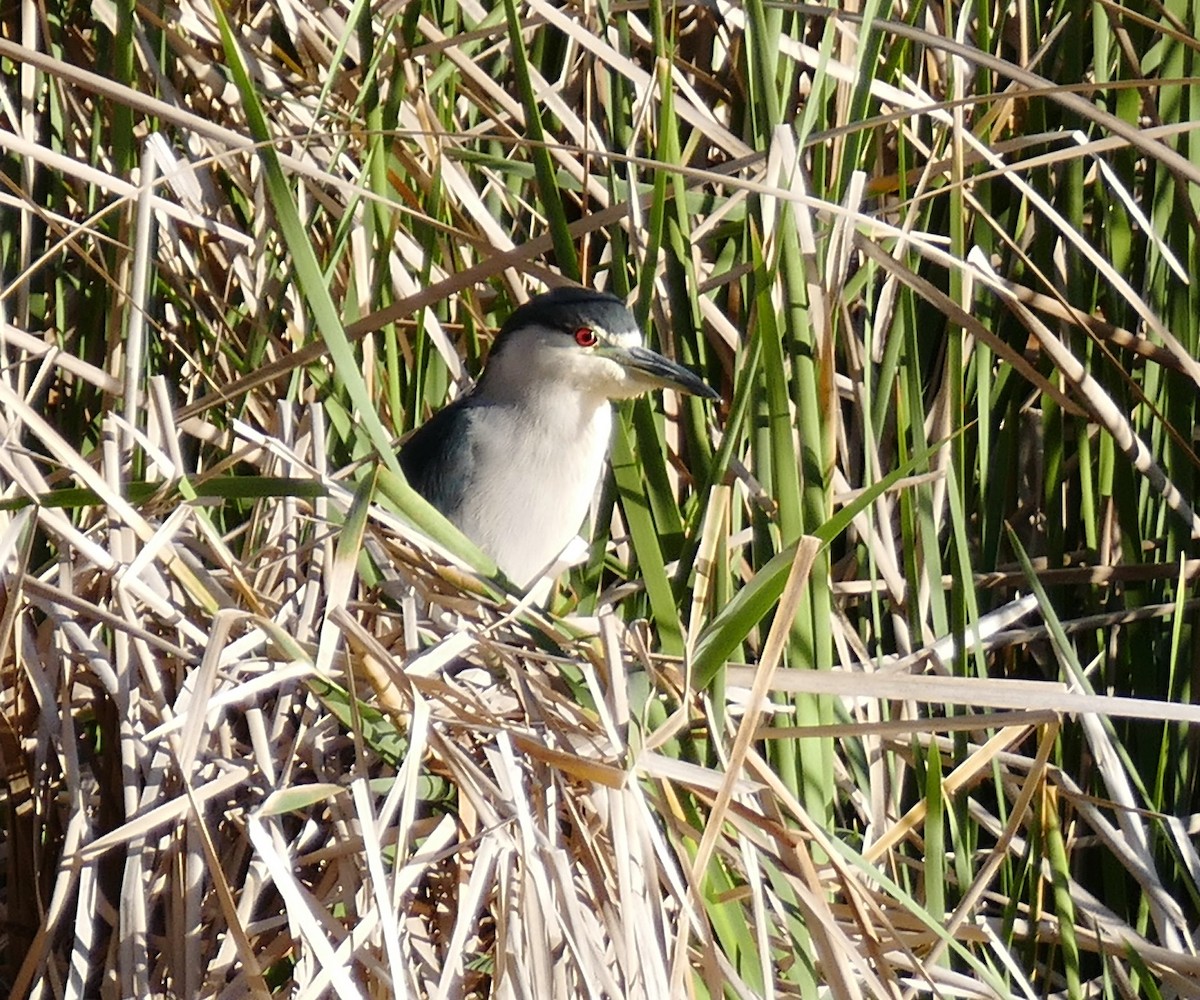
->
[574,327,598,347]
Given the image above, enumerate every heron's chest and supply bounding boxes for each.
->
[455,398,613,583]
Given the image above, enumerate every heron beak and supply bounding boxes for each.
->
[602,345,719,399]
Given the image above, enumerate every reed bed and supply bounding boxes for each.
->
[3,1,1200,997]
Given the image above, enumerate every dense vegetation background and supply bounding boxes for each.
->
[2,0,1200,996]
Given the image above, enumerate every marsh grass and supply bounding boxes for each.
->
[3,1,1200,997]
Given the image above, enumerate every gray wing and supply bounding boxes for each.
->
[398,398,477,520]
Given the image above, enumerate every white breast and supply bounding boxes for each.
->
[453,390,613,588]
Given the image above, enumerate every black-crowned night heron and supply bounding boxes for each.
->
[399,286,718,591]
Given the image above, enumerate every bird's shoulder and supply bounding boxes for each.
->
[398,394,489,515]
